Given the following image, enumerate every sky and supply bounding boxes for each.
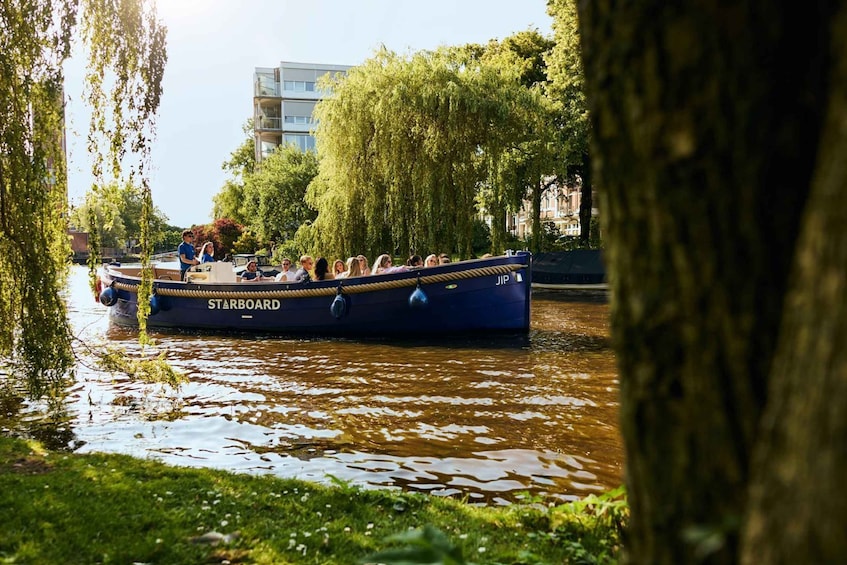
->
[64,0,553,228]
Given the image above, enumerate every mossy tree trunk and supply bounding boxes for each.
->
[578,0,843,562]
[742,6,847,563]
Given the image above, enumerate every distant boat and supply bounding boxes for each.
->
[97,252,532,336]
[531,250,607,291]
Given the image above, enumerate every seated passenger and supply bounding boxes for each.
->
[340,256,362,279]
[406,254,422,267]
[313,257,333,280]
[439,254,452,264]
[292,255,314,282]
[371,254,393,274]
[240,260,267,282]
[357,254,371,276]
[274,258,297,281]
[372,253,408,275]
[333,259,346,277]
[424,254,438,267]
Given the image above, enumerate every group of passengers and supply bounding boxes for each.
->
[178,229,459,284]
[263,252,456,283]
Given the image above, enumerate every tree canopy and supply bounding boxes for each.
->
[306,46,546,260]
[70,181,173,252]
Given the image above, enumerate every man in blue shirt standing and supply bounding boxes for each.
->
[178,229,199,280]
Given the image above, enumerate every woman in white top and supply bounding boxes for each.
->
[371,254,392,274]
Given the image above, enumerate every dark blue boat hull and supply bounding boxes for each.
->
[102,253,531,336]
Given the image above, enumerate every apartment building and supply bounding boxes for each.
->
[253,61,351,162]
[506,178,595,239]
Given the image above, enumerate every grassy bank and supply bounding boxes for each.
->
[0,436,625,564]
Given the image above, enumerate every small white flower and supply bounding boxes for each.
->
[366,523,374,530]
[478,547,487,553]
[220,520,229,527]
[343,527,351,533]
[288,539,296,549]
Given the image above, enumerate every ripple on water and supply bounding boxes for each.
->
[5,267,622,503]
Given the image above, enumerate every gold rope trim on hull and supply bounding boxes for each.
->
[110,264,527,299]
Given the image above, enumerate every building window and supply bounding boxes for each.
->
[283,134,316,152]
[284,115,315,125]
[283,80,316,92]
[260,140,279,159]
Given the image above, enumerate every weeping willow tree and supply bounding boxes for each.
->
[0,0,166,396]
[308,47,541,260]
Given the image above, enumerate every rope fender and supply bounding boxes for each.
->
[111,263,527,300]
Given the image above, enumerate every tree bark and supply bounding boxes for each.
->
[579,151,592,245]
[530,167,543,254]
[742,5,847,562]
[578,0,836,562]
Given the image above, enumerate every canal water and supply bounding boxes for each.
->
[5,266,622,505]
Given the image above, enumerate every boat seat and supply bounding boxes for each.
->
[153,267,176,280]
[185,262,236,283]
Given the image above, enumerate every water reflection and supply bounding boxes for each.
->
[3,266,622,504]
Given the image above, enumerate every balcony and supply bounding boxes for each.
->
[256,116,282,130]
[254,81,280,98]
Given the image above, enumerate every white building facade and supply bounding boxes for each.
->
[505,179,593,240]
[253,61,351,162]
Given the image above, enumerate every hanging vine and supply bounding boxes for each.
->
[81,0,166,341]
[0,0,170,397]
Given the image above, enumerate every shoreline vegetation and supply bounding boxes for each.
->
[0,435,625,564]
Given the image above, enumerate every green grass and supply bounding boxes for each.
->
[0,435,625,564]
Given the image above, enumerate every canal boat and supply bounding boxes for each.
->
[97,252,532,336]
[531,250,608,292]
